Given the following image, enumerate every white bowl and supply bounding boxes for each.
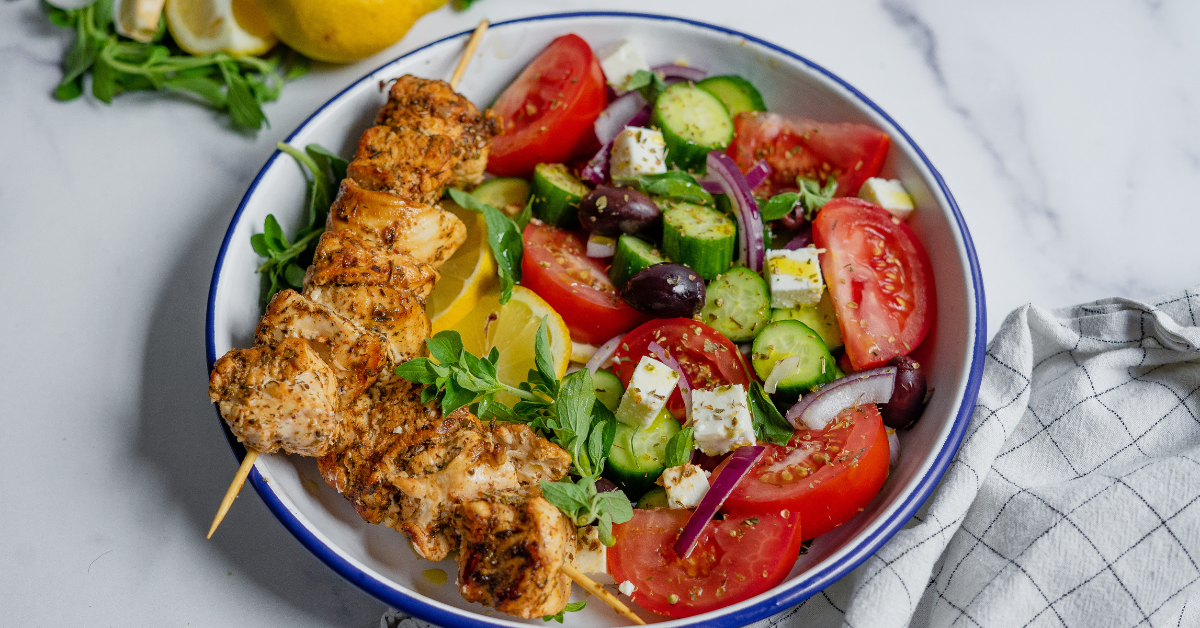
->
[206,12,986,627]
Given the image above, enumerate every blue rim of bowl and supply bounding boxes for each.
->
[206,11,986,627]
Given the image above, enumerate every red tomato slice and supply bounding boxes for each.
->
[611,318,751,419]
[487,34,608,178]
[727,112,890,198]
[720,403,889,540]
[608,507,803,617]
[812,198,935,370]
[520,221,648,345]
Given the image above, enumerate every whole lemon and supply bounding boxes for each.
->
[256,0,448,64]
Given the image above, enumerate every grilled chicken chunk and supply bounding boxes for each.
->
[328,179,466,268]
[374,75,498,189]
[348,126,456,205]
[255,289,386,408]
[305,229,438,300]
[304,283,429,368]
[455,496,577,619]
[208,338,340,457]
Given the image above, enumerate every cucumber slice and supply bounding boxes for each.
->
[698,267,771,342]
[605,409,681,497]
[662,201,735,280]
[651,83,734,172]
[771,289,843,350]
[751,320,837,401]
[471,177,531,215]
[592,369,625,413]
[636,486,669,509]
[697,75,767,116]
[531,163,589,228]
[609,234,666,288]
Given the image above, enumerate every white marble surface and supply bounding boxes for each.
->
[2,0,1199,626]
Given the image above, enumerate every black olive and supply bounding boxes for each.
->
[881,355,928,429]
[578,186,660,236]
[621,263,706,318]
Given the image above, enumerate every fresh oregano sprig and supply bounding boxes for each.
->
[542,601,587,623]
[446,188,524,305]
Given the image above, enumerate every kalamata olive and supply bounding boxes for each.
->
[620,263,706,318]
[881,355,928,429]
[594,477,619,493]
[578,186,660,236]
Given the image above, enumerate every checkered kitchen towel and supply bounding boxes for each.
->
[386,287,1200,628]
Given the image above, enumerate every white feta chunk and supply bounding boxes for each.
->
[618,580,637,597]
[572,525,608,575]
[858,177,915,220]
[765,247,824,308]
[616,355,679,428]
[690,384,756,455]
[598,40,651,91]
[610,126,667,182]
[661,464,711,509]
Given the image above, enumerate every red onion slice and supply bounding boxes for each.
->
[785,367,898,430]
[647,341,692,424]
[706,151,766,271]
[581,143,610,185]
[744,159,772,189]
[673,445,764,558]
[585,334,626,375]
[594,91,648,144]
[888,429,900,467]
[586,233,616,258]
[783,224,814,250]
[652,63,708,83]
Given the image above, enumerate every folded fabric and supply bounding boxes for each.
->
[383,287,1200,628]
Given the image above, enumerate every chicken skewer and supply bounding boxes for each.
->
[206,20,491,540]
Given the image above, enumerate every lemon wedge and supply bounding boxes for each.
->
[165,0,277,56]
[428,202,495,335]
[449,285,571,406]
[255,0,447,64]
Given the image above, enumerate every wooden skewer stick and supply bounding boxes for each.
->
[207,450,258,539]
[561,564,646,626]
[450,19,489,89]
[206,19,493,541]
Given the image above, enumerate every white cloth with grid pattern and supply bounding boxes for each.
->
[383,287,1200,628]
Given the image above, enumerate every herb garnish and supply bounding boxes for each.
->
[747,381,794,446]
[760,176,838,223]
[663,426,696,468]
[542,600,587,623]
[625,69,669,105]
[44,0,308,131]
[446,188,523,305]
[627,171,714,206]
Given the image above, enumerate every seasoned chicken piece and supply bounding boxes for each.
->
[347,125,455,205]
[454,496,576,619]
[374,75,499,188]
[303,283,429,367]
[327,178,466,268]
[255,289,385,407]
[305,229,437,300]
[208,338,340,457]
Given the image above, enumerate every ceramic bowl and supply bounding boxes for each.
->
[206,12,986,627]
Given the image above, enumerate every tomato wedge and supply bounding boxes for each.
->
[487,34,608,178]
[611,318,751,419]
[727,112,890,198]
[520,221,648,345]
[720,403,889,540]
[608,507,803,617]
[813,198,935,370]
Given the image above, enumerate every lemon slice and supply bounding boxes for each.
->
[428,202,495,335]
[165,0,277,56]
[450,285,571,406]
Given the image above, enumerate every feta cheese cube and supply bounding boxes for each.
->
[610,126,667,182]
[616,355,679,428]
[619,580,637,597]
[690,384,756,455]
[661,464,711,509]
[765,247,824,308]
[572,525,608,575]
[598,40,650,91]
[858,177,915,220]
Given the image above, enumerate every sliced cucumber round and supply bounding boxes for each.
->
[698,267,771,342]
[532,163,589,228]
[592,369,625,413]
[770,289,844,350]
[662,201,735,281]
[636,486,669,509]
[752,319,838,402]
[471,177,531,215]
[651,83,734,172]
[609,234,666,289]
[697,75,767,117]
[605,408,681,498]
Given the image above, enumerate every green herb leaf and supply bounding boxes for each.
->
[625,68,669,104]
[748,381,794,445]
[449,188,523,304]
[513,194,534,231]
[760,192,801,222]
[797,176,838,220]
[664,426,695,468]
[540,479,592,518]
[629,171,714,205]
[533,317,557,388]
[542,600,586,623]
[394,359,439,385]
[306,144,349,182]
[91,48,117,103]
[426,330,465,366]
[165,76,227,108]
